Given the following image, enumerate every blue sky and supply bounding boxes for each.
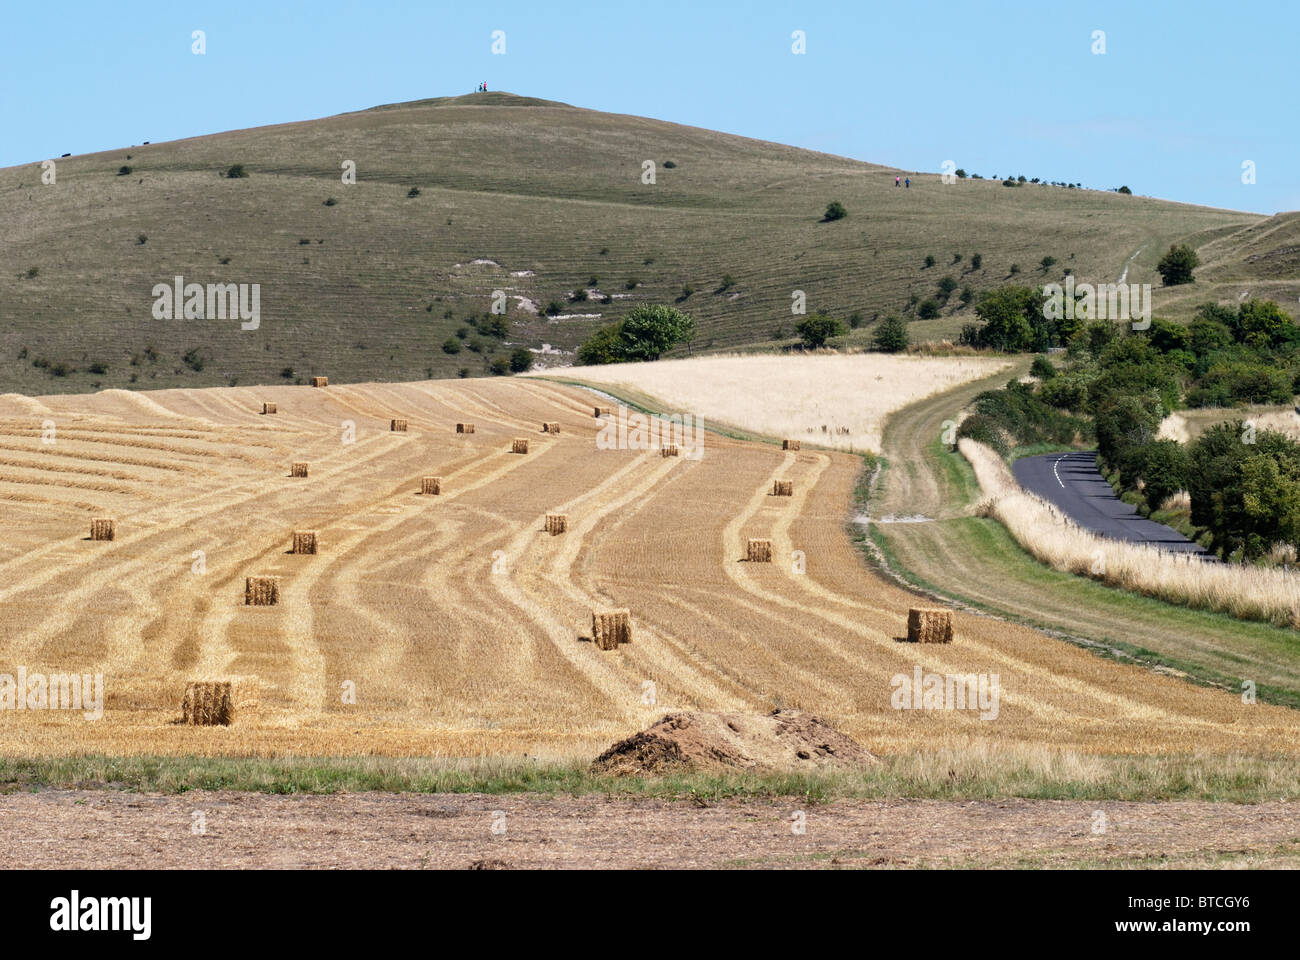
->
[2,0,1294,214]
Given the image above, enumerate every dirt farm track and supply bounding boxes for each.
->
[0,378,1297,759]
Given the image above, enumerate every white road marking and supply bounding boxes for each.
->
[1052,455,1066,488]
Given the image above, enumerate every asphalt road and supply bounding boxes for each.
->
[1013,450,1211,556]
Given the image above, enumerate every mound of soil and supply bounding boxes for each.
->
[590,710,876,776]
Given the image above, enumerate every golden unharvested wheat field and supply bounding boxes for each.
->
[1,377,1297,760]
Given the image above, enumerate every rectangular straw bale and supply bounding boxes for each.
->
[90,518,116,541]
[592,609,632,650]
[511,438,529,454]
[262,402,277,414]
[182,681,232,726]
[421,476,442,495]
[311,376,328,387]
[907,608,954,644]
[390,418,408,432]
[661,445,679,457]
[783,439,800,450]
[747,538,773,562]
[456,422,475,434]
[545,513,568,535]
[291,462,309,477]
[542,422,560,433]
[292,530,318,555]
[594,407,612,417]
[244,576,280,606]
[772,479,794,496]
[181,677,260,726]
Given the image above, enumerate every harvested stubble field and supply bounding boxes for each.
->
[1,376,1298,761]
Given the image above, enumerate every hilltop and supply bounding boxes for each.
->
[0,91,1287,394]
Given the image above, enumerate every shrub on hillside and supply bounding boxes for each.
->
[509,348,533,373]
[794,313,846,349]
[1156,243,1199,286]
[823,200,847,221]
[225,164,248,179]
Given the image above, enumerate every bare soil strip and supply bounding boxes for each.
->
[3,790,1297,869]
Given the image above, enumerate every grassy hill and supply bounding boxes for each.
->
[0,90,1284,394]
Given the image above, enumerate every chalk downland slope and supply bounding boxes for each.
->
[0,92,1266,394]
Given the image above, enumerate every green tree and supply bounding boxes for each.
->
[575,305,696,365]
[1137,439,1187,511]
[970,285,1042,351]
[823,200,847,221]
[795,313,846,349]
[620,304,695,360]
[1233,297,1293,348]
[1156,243,1199,286]
[509,348,534,373]
[576,322,627,365]
[873,315,909,353]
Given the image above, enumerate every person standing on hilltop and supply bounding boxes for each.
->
[895,176,900,187]
[905,177,910,188]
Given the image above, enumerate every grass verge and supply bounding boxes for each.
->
[3,751,1300,802]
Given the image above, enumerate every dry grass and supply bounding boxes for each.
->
[90,518,115,541]
[548,354,1013,452]
[592,610,632,651]
[1,91,1266,396]
[908,608,954,644]
[961,438,1300,627]
[421,476,441,496]
[747,538,772,563]
[1160,407,1300,446]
